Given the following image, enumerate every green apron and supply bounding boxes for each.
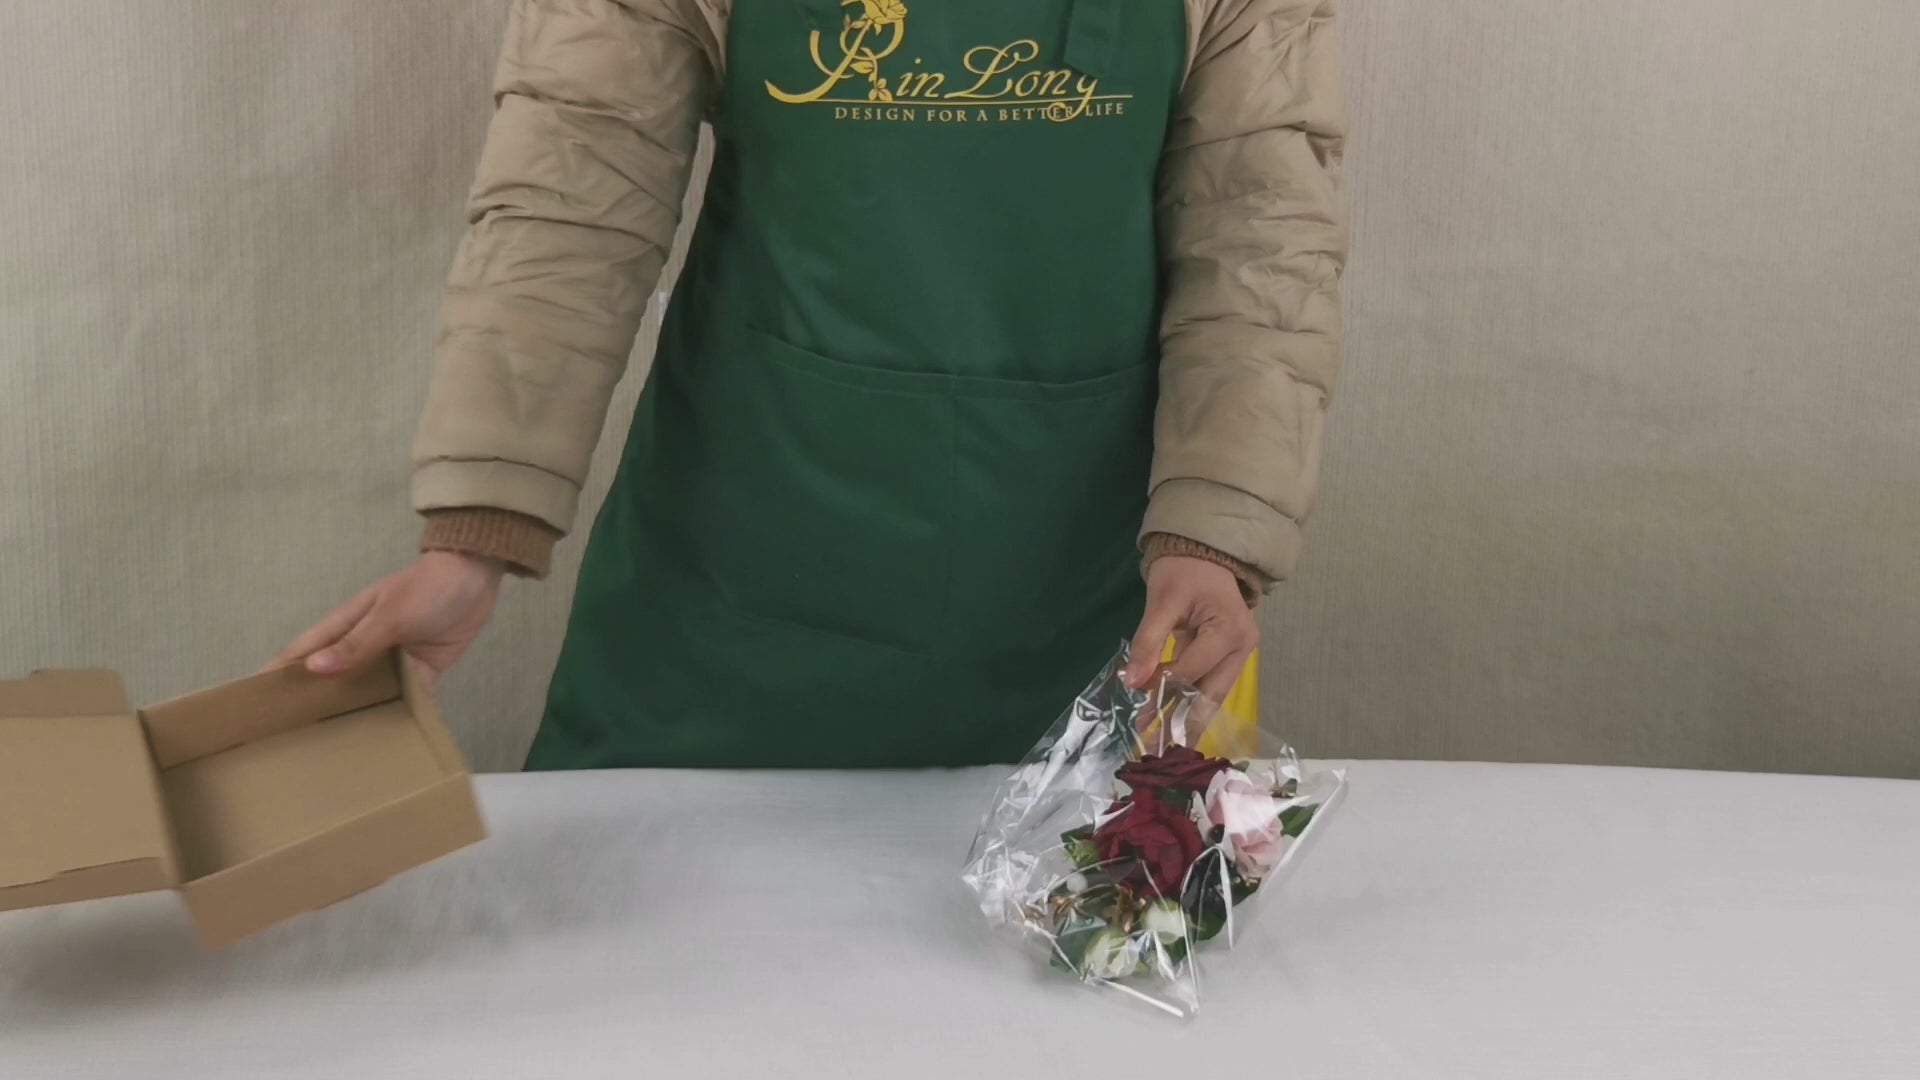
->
[528,0,1187,769]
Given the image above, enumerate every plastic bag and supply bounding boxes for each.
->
[962,643,1347,1018]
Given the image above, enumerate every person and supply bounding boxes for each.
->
[277,0,1347,769]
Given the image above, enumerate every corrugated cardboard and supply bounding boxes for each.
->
[0,652,485,948]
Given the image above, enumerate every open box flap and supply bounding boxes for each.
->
[0,670,179,910]
[140,658,402,770]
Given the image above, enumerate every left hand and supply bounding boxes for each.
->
[1124,556,1260,703]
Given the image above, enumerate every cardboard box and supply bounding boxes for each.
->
[0,652,486,948]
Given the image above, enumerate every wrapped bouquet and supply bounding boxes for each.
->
[963,645,1346,1017]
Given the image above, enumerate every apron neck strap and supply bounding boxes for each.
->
[1064,0,1121,79]
[793,0,848,30]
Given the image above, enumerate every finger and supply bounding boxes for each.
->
[1196,649,1251,707]
[1167,625,1239,689]
[272,587,378,668]
[307,605,401,676]
[1169,625,1196,661]
[1137,627,1197,709]
[1126,602,1182,688]
[399,651,442,691]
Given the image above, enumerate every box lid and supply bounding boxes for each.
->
[0,670,179,912]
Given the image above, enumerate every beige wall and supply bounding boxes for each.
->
[3,2,1916,777]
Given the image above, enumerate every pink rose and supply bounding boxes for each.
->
[1204,770,1290,880]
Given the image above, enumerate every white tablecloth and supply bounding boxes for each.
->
[3,762,1918,1078]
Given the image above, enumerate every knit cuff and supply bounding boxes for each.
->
[1141,532,1270,608]
[420,508,561,580]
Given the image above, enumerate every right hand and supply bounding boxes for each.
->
[273,551,505,683]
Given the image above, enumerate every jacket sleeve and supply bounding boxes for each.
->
[1147,0,1348,589]
[410,0,718,538]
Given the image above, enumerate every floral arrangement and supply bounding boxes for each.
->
[1045,745,1321,981]
[963,647,1345,1017]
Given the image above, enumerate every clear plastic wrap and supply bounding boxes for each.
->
[962,644,1347,1018]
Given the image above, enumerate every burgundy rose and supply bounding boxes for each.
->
[1116,745,1234,796]
[1093,792,1207,899]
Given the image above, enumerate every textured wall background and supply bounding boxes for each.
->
[3,1,1916,776]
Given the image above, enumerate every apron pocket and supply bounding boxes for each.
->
[943,363,1156,657]
[679,326,954,655]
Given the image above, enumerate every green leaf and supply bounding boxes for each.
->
[1157,788,1191,810]
[1180,849,1231,926]
[1280,804,1316,837]
[1061,825,1095,845]
[1064,839,1100,869]
[1189,910,1227,943]
[1076,867,1122,895]
[1050,922,1106,974]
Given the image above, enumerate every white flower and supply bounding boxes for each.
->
[1063,872,1089,894]
[1141,899,1187,945]
[1082,927,1143,980]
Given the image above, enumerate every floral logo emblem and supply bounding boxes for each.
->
[851,0,908,29]
[768,0,910,104]
[762,0,1135,126]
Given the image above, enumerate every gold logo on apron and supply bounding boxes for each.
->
[765,0,1133,124]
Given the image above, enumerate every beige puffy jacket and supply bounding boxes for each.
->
[414,0,1347,595]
